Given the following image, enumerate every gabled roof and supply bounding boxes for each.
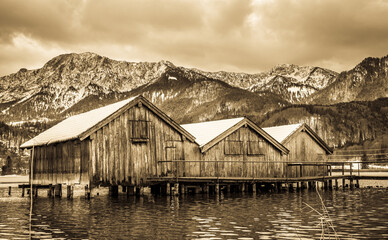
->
[181,117,289,154]
[263,123,333,154]
[20,95,195,148]
[262,123,303,143]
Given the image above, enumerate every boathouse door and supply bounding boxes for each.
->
[164,140,184,178]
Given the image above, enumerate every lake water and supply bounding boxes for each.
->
[0,188,387,240]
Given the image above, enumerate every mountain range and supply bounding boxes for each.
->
[0,52,387,152]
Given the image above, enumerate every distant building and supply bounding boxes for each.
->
[181,117,289,178]
[263,123,332,177]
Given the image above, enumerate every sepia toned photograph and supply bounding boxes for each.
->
[0,0,387,239]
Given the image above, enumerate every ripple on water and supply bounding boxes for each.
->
[0,189,387,239]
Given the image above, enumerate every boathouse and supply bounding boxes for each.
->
[180,117,289,178]
[20,95,198,192]
[263,123,333,177]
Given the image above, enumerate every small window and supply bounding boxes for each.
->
[225,140,243,155]
[129,120,150,142]
[247,140,264,155]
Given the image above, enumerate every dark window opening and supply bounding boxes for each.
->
[129,120,150,142]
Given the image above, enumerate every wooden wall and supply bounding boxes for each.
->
[32,140,89,185]
[191,126,285,178]
[284,130,328,177]
[89,104,198,186]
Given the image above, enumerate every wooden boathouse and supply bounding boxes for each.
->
[20,96,340,197]
[263,123,333,177]
[180,117,289,178]
[20,95,199,196]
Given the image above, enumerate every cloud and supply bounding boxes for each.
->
[0,0,388,76]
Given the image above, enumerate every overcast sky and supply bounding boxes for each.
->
[1,0,388,76]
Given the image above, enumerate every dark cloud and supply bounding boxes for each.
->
[0,0,387,76]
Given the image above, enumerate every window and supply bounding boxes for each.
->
[129,120,150,142]
[224,140,243,155]
[247,140,264,155]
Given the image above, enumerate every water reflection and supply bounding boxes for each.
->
[0,188,387,239]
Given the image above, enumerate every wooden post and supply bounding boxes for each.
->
[137,187,144,196]
[34,187,38,197]
[202,184,209,194]
[342,177,346,189]
[22,187,25,197]
[296,182,300,190]
[55,184,62,197]
[350,163,353,176]
[342,163,345,176]
[323,181,328,190]
[350,178,354,189]
[85,185,91,199]
[47,184,52,197]
[173,183,179,196]
[335,179,339,190]
[180,184,185,195]
[299,165,303,178]
[8,186,11,196]
[356,178,360,188]
[67,185,74,199]
[328,180,333,190]
[252,183,256,194]
[288,183,293,191]
[166,183,171,195]
[277,182,282,192]
[226,184,231,194]
[50,185,55,197]
[215,183,220,195]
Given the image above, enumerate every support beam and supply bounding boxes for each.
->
[202,184,209,194]
[215,184,220,195]
[85,185,91,199]
[350,179,354,189]
[166,183,171,195]
[67,185,74,199]
[173,183,179,196]
[54,184,62,198]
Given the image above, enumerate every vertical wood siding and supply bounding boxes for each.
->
[32,140,87,185]
[284,131,327,177]
[198,126,285,178]
[88,104,196,185]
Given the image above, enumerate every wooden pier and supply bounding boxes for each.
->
[16,160,388,197]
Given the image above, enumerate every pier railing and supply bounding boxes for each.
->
[158,158,388,180]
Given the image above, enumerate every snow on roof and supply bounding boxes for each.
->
[262,123,303,143]
[181,117,244,147]
[21,96,137,148]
